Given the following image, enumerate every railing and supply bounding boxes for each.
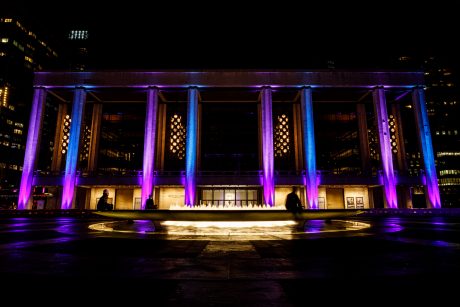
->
[32,169,424,182]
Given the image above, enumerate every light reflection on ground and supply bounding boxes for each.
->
[88,219,375,240]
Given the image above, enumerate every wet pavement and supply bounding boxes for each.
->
[1,216,459,305]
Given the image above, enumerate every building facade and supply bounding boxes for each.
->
[0,17,58,207]
[17,70,441,210]
[395,55,460,208]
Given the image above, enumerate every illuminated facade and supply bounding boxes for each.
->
[397,56,460,207]
[0,17,58,205]
[18,70,442,210]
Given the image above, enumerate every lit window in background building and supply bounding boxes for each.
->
[1,38,8,43]
[437,152,460,157]
[0,86,8,107]
[68,30,88,40]
[169,114,185,160]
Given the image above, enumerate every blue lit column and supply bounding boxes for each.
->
[300,87,318,209]
[185,87,198,206]
[18,87,47,209]
[141,87,159,209]
[373,87,398,208]
[61,87,86,209]
[261,87,275,206]
[412,87,441,208]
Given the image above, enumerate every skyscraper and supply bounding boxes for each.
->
[0,17,58,205]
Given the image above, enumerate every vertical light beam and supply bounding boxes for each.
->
[185,87,198,207]
[18,87,47,209]
[412,87,441,208]
[61,88,86,209]
[141,87,159,209]
[300,87,318,209]
[373,87,398,208]
[261,87,275,206]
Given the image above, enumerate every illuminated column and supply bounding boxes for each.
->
[372,87,397,208]
[300,87,318,209]
[18,87,47,209]
[185,87,198,206]
[51,103,67,173]
[412,87,441,208]
[87,103,103,172]
[356,103,371,174]
[141,87,159,209]
[261,87,275,206]
[61,87,86,209]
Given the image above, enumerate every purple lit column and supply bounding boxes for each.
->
[18,87,47,209]
[141,87,159,209]
[261,87,275,206]
[300,87,318,209]
[373,87,398,208]
[185,87,198,206]
[61,88,86,209]
[412,87,441,208]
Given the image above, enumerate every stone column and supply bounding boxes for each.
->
[356,103,371,174]
[87,103,103,173]
[185,87,198,206]
[372,87,397,208]
[412,87,441,208]
[61,87,86,209]
[391,102,412,208]
[141,87,159,210]
[260,87,275,206]
[51,103,67,173]
[155,103,167,171]
[18,87,47,209]
[300,87,318,209]
[292,102,304,171]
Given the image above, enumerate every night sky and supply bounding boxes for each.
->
[4,1,459,69]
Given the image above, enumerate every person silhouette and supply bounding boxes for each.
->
[285,186,303,213]
[97,189,111,211]
[145,194,154,210]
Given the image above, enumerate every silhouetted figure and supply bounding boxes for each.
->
[285,186,303,213]
[145,194,154,210]
[97,189,113,211]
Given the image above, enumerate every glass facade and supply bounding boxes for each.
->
[97,103,145,175]
[201,103,258,171]
[315,102,361,175]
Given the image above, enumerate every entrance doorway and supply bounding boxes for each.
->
[200,188,259,208]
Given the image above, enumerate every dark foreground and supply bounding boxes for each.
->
[0,216,459,305]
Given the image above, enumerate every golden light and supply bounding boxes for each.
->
[169,113,185,160]
[274,114,290,157]
[161,221,297,228]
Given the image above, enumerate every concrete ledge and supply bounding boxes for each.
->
[360,208,460,217]
[94,209,364,221]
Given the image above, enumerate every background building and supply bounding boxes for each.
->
[396,56,460,207]
[0,17,58,207]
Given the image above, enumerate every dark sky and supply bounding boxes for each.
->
[4,1,459,69]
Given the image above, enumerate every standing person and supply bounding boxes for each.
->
[145,194,154,210]
[285,186,303,213]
